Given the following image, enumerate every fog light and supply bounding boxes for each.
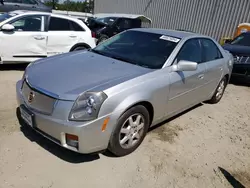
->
[66,133,79,148]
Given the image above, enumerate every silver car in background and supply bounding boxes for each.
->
[16,29,233,156]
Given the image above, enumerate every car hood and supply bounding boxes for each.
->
[25,51,152,101]
[223,44,250,56]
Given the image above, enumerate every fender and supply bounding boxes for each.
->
[113,92,153,116]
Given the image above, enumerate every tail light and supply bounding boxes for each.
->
[91,31,96,38]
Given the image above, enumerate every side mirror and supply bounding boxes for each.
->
[172,60,198,72]
[1,24,15,32]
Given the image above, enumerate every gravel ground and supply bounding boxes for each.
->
[0,65,250,188]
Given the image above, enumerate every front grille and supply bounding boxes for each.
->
[21,81,56,115]
[233,55,250,64]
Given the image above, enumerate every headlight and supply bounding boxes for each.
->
[69,91,108,121]
[22,62,33,80]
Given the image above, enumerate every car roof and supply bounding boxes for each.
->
[130,28,206,39]
[8,10,81,21]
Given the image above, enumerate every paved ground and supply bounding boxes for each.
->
[0,65,250,188]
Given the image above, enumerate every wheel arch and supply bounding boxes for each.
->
[69,43,91,52]
[117,100,154,126]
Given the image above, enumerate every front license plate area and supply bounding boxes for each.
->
[20,105,35,127]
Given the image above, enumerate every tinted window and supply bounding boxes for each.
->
[11,16,42,31]
[92,30,179,69]
[117,19,133,29]
[201,39,223,62]
[230,33,250,47]
[176,39,202,63]
[70,21,84,31]
[49,17,71,31]
[95,17,116,25]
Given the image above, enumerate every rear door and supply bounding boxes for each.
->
[46,16,84,56]
[167,39,207,115]
[200,38,224,95]
[0,14,47,63]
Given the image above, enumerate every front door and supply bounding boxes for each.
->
[0,15,47,63]
[167,39,207,116]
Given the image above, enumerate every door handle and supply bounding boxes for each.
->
[198,74,204,79]
[33,35,46,40]
[69,35,77,38]
[14,4,20,7]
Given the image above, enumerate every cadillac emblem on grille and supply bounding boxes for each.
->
[28,91,35,103]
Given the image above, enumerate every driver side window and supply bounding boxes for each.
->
[176,39,202,63]
[10,15,43,31]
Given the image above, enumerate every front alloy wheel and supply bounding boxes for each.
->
[119,114,145,149]
[108,105,150,156]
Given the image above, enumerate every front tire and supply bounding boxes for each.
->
[108,105,150,157]
[208,76,227,104]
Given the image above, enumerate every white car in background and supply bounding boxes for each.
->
[0,10,96,64]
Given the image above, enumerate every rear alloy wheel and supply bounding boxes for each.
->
[108,105,150,157]
[208,77,227,104]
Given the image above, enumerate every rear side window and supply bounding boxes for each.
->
[70,21,85,31]
[201,39,223,62]
[49,17,71,31]
[176,39,202,63]
[49,17,85,31]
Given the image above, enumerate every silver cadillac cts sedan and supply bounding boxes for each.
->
[16,28,233,156]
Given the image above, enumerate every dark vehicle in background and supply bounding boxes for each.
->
[85,13,152,44]
[223,32,250,82]
[0,0,52,13]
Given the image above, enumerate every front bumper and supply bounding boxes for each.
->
[16,80,116,154]
[231,64,250,81]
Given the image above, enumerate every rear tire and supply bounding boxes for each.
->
[108,105,150,157]
[97,35,109,45]
[208,76,227,104]
[73,46,87,51]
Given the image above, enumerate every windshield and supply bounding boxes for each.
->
[230,32,250,46]
[95,17,117,25]
[0,13,14,23]
[92,30,180,69]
